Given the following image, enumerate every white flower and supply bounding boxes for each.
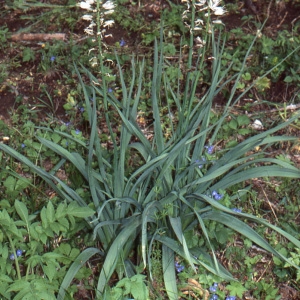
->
[208,0,226,15]
[195,0,206,6]
[89,57,98,67]
[195,18,204,27]
[208,0,222,9]
[213,6,226,15]
[78,1,93,10]
[195,36,206,47]
[103,20,115,27]
[286,104,296,110]
[104,10,114,15]
[87,21,96,29]
[82,14,93,21]
[256,29,262,38]
[84,28,94,35]
[212,19,224,24]
[251,119,264,130]
[102,1,115,11]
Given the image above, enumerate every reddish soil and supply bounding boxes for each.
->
[1,0,299,121]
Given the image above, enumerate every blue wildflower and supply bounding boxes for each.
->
[108,88,113,93]
[212,190,218,197]
[79,107,84,113]
[21,143,26,148]
[225,297,236,300]
[214,193,223,200]
[212,190,223,200]
[9,249,23,260]
[175,261,184,273]
[209,294,219,300]
[75,129,80,135]
[195,157,206,168]
[50,56,56,62]
[232,208,242,213]
[209,283,218,293]
[120,38,126,47]
[205,145,214,154]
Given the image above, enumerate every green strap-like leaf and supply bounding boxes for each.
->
[57,248,104,300]
[162,244,178,300]
[96,216,141,295]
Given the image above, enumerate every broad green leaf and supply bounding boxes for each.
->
[57,217,69,230]
[67,204,95,218]
[6,280,30,293]
[0,274,13,283]
[226,281,248,297]
[43,262,57,282]
[40,207,48,229]
[14,200,29,224]
[46,201,55,224]
[130,275,149,300]
[55,203,67,219]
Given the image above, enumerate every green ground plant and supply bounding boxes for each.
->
[0,1,300,299]
[0,199,94,299]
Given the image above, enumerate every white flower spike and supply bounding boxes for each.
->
[78,1,93,10]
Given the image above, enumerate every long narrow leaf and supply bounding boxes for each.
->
[96,216,141,295]
[57,248,104,300]
[162,244,177,300]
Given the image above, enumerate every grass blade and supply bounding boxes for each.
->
[57,248,103,300]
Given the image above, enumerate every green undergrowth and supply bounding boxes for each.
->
[0,1,300,299]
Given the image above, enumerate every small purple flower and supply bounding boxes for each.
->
[75,129,80,135]
[65,121,71,126]
[209,294,219,300]
[209,282,218,293]
[21,143,26,148]
[16,249,23,257]
[232,208,242,213]
[211,190,223,200]
[214,193,223,200]
[225,297,236,300]
[120,38,126,47]
[177,265,184,272]
[206,145,214,154]
[212,190,218,197]
[79,107,85,113]
[9,253,15,260]
[195,157,206,169]
[50,56,56,62]
[108,88,113,93]
[175,261,184,273]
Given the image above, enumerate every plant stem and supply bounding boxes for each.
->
[8,235,21,280]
